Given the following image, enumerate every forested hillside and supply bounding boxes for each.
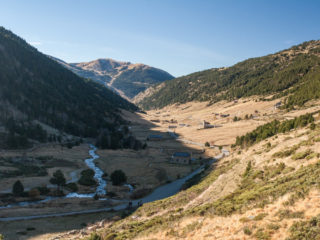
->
[0,27,138,149]
[137,40,320,109]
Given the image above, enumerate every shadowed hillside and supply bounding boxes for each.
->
[0,27,138,149]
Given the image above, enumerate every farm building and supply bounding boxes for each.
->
[170,152,191,164]
[202,120,215,129]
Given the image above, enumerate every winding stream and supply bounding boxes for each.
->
[66,145,107,198]
[0,145,228,221]
[0,145,106,209]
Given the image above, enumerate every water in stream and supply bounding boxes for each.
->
[0,145,107,209]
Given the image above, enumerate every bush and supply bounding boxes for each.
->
[287,215,320,240]
[204,142,210,147]
[254,229,270,240]
[267,223,280,230]
[276,209,304,220]
[243,161,252,178]
[310,123,316,130]
[37,186,50,195]
[28,188,40,199]
[110,170,127,186]
[12,180,24,197]
[87,232,102,240]
[292,149,313,160]
[253,213,268,221]
[66,182,78,192]
[243,226,252,235]
[78,169,96,186]
[105,233,117,240]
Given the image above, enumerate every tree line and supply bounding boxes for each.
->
[234,113,314,148]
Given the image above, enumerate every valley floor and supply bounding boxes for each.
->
[2,98,320,239]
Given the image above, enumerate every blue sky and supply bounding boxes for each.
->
[1,0,319,76]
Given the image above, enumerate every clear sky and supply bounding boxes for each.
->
[1,0,319,76]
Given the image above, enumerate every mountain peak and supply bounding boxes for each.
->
[56,57,174,99]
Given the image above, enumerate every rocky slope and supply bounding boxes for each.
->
[53,57,174,100]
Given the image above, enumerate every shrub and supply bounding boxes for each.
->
[87,232,102,240]
[111,170,127,185]
[310,123,316,130]
[66,182,78,192]
[276,209,304,220]
[292,149,313,160]
[104,233,117,240]
[254,213,268,221]
[267,223,280,230]
[254,229,270,240]
[78,169,96,186]
[37,186,50,195]
[28,188,40,199]
[272,145,299,158]
[243,161,252,178]
[12,180,24,197]
[243,226,252,235]
[287,215,320,240]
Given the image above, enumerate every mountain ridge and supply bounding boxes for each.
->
[136,40,320,110]
[52,57,174,100]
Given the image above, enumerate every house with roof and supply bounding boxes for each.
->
[171,152,191,164]
[202,120,215,129]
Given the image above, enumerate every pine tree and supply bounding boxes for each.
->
[12,180,24,197]
[50,170,66,190]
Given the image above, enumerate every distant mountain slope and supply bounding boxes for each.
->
[137,40,320,109]
[0,26,137,148]
[53,57,174,99]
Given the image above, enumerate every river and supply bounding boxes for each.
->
[0,145,228,221]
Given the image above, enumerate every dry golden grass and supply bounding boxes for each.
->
[133,118,320,240]
[0,144,90,193]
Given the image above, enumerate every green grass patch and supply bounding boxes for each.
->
[292,149,313,160]
[287,214,320,240]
